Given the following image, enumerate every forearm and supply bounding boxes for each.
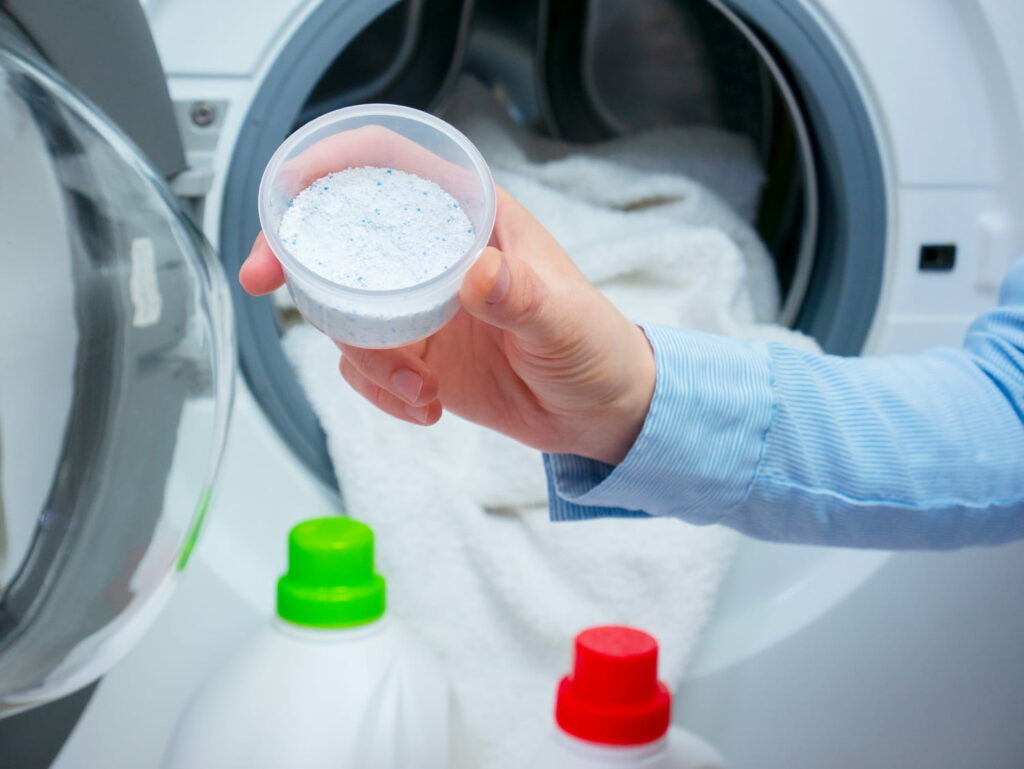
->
[546,263,1024,548]
[728,344,1024,547]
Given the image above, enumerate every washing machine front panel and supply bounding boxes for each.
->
[810,0,1024,355]
[195,0,899,683]
[146,0,1024,674]
[69,3,1020,769]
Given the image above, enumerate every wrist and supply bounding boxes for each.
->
[581,324,656,466]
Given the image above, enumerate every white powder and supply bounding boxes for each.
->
[279,166,475,290]
[277,166,479,347]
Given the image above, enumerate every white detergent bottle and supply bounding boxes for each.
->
[532,626,725,769]
[163,517,449,769]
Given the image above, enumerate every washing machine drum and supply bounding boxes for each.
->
[0,36,232,713]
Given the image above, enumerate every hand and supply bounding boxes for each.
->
[241,148,655,466]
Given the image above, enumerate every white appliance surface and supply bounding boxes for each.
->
[52,1,1024,767]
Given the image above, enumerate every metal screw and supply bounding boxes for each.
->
[190,101,217,127]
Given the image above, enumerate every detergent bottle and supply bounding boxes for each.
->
[532,626,724,769]
[163,517,448,769]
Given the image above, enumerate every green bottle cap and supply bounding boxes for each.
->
[276,517,386,628]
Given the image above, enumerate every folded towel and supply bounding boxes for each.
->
[283,79,818,767]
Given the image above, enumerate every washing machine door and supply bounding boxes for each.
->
[0,19,233,716]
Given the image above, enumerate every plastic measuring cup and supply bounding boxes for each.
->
[258,104,497,348]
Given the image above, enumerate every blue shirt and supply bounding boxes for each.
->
[545,259,1024,549]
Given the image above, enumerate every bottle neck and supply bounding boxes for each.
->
[555,728,669,762]
[271,613,389,643]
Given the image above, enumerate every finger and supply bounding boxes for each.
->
[488,187,567,268]
[336,343,439,406]
[459,246,565,350]
[340,357,442,426]
[239,232,286,295]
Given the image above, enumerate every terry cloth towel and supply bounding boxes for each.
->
[282,79,819,768]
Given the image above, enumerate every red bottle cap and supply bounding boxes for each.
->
[554,626,671,746]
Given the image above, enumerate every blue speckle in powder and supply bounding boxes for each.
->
[376,181,382,186]
[323,186,329,190]
[386,169,393,174]
[416,207,421,212]
[466,228,472,233]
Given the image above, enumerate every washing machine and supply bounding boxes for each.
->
[1,0,1022,767]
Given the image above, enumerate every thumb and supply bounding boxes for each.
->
[460,247,562,347]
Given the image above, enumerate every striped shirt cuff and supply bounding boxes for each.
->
[545,326,774,523]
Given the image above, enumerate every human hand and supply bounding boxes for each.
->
[241,139,655,466]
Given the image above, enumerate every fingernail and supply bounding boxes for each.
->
[405,404,431,425]
[391,369,423,404]
[485,256,510,304]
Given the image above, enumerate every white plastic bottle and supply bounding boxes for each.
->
[163,517,449,769]
[532,626,724,769]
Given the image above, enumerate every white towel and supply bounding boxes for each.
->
[283,80,818,767]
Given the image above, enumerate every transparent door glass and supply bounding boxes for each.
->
[0,36,233,713]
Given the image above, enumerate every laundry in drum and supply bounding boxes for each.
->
[258,105,496,349]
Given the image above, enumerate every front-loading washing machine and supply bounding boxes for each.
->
[1,1,1022,767]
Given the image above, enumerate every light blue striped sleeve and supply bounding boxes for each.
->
[545,261,1024,549]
